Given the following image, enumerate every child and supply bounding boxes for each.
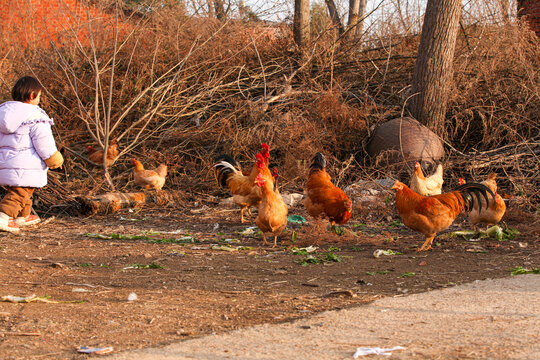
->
[0,76,64,234]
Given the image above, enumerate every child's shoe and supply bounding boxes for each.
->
[0,218,20,234]
[14,214,41,227]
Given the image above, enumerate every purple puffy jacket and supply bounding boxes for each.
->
[0,101,58,188]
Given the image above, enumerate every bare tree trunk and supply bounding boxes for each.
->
[293,0,310,47]
[347,0,366,39]
[214,0,225,20]
[325,0,344,35]
[499,0,510,24]
[409,0,461,135]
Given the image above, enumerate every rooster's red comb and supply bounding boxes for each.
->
[261,143,269,152]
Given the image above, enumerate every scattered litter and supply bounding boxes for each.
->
[66,282,111,289]
[376,178,396,189]
[239,226,258,235]
[373,249,402,258]
[158,229,185,234]
[519,242,528,248]
[287,215,307,224]
[353,346,406,357]
[127,293,138,301]
[119,217,142,221]
[1,295,59,303]
[222,238,240,243]
[466,245,487,253]
[211,245,238,252]
[291,246,317,254]
[77,346,114,355]
[213,223,220,231]
[72,288,90,293]
[281,193,303,207]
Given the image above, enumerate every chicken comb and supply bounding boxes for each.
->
[272,167,278,177]
[261,143,269,152]
[255,153,265,167]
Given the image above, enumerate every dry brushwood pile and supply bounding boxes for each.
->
[0,6,537,210]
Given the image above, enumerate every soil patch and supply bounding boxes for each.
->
[0,204,538,359]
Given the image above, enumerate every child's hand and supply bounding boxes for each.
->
[45,151,64,169]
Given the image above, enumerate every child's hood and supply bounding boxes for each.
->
[0,101,52,134]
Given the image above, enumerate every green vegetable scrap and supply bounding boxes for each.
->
[510,266,540,276]
[124,263,164,269]
[398,272,416,278]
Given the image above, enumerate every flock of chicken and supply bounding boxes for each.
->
[85,140,505,251]
[214,144,505,251]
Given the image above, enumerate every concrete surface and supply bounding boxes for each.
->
[110,275,540,360]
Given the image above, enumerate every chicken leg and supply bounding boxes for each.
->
[418,235,435,251]
[240,206,247,223]
[261,233,269,246]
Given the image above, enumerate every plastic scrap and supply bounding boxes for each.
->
[353,346,405,357]
[287,215,307,224]
[77,346,114,355]
[376,178,396,189]
[127,292,138,301]
[373,249,402,258]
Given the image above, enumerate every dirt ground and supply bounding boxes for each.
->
[0,198,538,359]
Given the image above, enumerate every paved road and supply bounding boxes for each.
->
[110,275,540,360]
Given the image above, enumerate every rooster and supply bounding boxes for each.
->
[459,174,506,229]
[87,138,119,167]
[131,159,167,190]
[409,162,444,196]
[392,181,495,251]
[255,173,288,247]
[304,152,352,228]
[214,148,274,223]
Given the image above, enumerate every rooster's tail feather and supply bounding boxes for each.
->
[455,182,496,212]
[214,158,239,188]
[309,152,326,175]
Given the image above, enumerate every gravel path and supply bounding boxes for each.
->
[110,275,540,360]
